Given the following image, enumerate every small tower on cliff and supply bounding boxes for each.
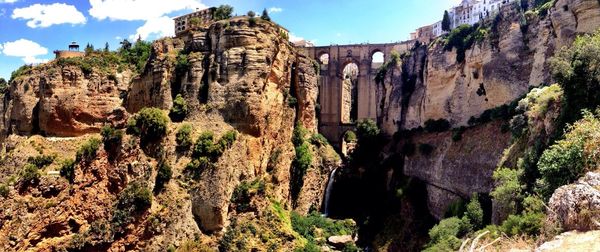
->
[54,42,86,59]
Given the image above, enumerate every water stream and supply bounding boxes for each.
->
[323,168,338,217]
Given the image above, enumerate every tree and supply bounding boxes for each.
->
[169,94,188,122]
[120,39,132,51]
[104,42,110,52]
[214,5,233,21]
[0,78,7,94]
[247,11,256,17]
[442,10,451,32]
[261,8,271,21]
[85,43,94,54]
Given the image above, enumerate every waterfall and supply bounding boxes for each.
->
[323,168,338,217]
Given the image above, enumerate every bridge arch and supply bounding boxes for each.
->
[371,50,385,69]
[341,62,359,123]
[318,51,330,65]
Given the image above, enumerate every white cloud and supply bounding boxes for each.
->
[2,39,49,64]
[268,7,283,14]
[89,0,206,21]
[130,16,174,40]
[0,0,19,3]
[89,0,207,40]
[12,3,86,28]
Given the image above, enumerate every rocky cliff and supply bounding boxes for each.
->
[0,17,341,251]
[375,0,600,219]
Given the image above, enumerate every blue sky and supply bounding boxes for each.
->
[0,0,460,80]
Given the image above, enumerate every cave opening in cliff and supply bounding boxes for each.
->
[342,62,359,123]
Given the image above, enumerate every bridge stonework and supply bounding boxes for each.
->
[299,41,414,148]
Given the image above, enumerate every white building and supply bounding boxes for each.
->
[413,0,517,40]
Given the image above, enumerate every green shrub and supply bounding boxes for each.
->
[343,131,357,143]
[356,119,380,140]
[287,96,298,107]
[424,119,451,133]
[169,94,188,122]
[0,184,9,197]
[500,212,545,236]
[445,24,479,63]
[101,125,123,156]
[419,143,435,155]
[424,217,466,251]
[176,124,193,149]
[60,159,77,183]
[510,114,528,138]
[465,194,484,230]
[292,124,309,147]
[231,179,265,212]
[214,5,234,20]
[261,8,271,21]
[154,161,172,192]
[218,130,238,150]
[248,17,257,26]
[112,181,152,232]
[133,108,169,143]
[27,154,56,168]
[291,212,355,244]
[76,138,101,163]
[550,30,600,125]
[119,39,152,73]
[175,52,190,75]
[21,164,41,184]
[310,133,328,147]
[185,157,213,177]
[9,65,33,82]
[193,131,218,159]
[491,167,523,215]
[126,117,140,135]
[247,11,256,17]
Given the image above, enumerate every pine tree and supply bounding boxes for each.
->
[261,8,270,21]
[104,42,110,52]
[442,10,451,31]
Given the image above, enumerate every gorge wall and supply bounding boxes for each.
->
[374,0,600,219]
[0,17,339,251]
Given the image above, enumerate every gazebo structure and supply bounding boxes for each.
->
[54,41,86,59]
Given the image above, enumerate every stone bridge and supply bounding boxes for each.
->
[298,41,415,148]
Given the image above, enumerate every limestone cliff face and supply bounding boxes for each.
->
[381,0,600,133]
[376,0,600,220]
[126,18,325,233]
[2,64,131,137]
[0,17,332,251]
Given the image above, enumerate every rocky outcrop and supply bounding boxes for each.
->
[2,65,131,137]
[124,18,327,234]
[547,172,600,231]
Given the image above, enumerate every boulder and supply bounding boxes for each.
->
[547,172,600,231]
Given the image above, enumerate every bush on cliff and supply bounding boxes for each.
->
[60,159,77,183]
[176,124,193,149]
[20,164,41,185]
[0,183,8,197]
[129,108,169,144]
[551,30,600,127]
[214,5,234,21]
[291,211,356,245]
[112,181,152,232]
[101,125,123,158]
[231,179,265,212]
[536,110,600,199]
[27,154,56,169]
[154,161,172,192]
[169,94,188,122]
[76,138,101,163]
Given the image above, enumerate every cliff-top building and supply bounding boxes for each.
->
[414,0,517,41]
[173,7,216,36]
[53,42,85,59]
